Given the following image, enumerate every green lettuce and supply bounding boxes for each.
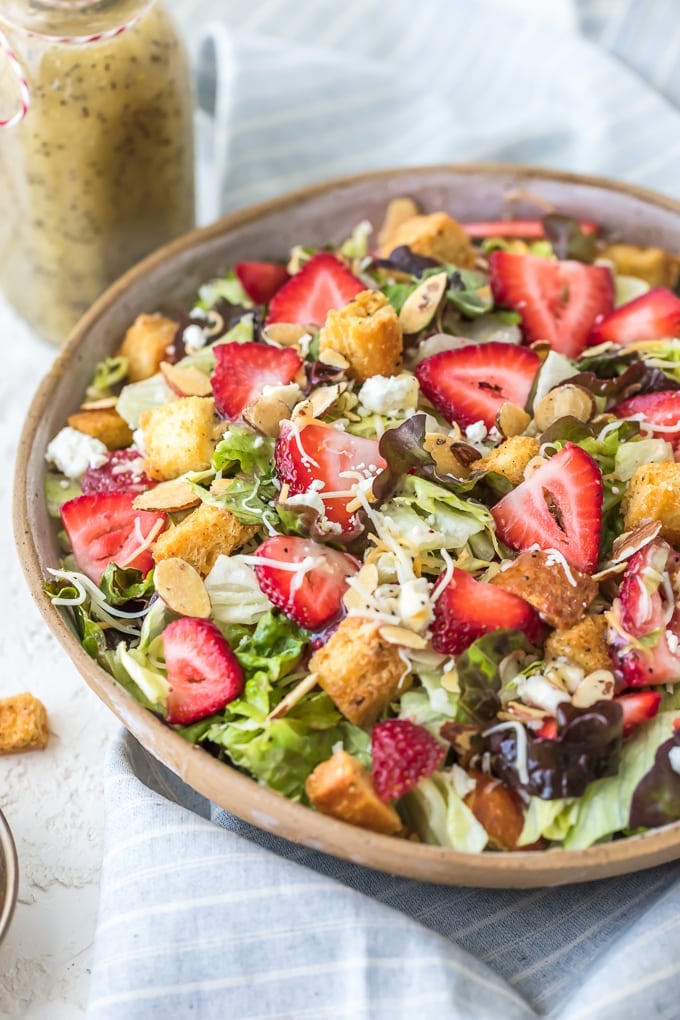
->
[45,473,81,517]
[382,475,494,556]
[85,355,128,400]
[456,629,536,725]
[99,564,155,606]
[117,373,174,428]
[197,272,252,310]
[400,771,488,852]
[212,425,274,476]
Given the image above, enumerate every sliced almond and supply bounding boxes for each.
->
[424,433,470,477]
[533,384,596,432]
[243,397,295,437]
[378,196,420,250]
[496,402,531,439]
[160,361,213,397]
[302,382,347,420]
[356,562,379,593]
[611,520,663,564]
[572,669,616,709]
[133,478,200,512]
[398,272,448,334]
[266,673,319,721]
[210,477,231,496]
[591,561,628,583]
[154,557,211,618]
[262,323,311,350]
[318,349,350,370]
[80,396,119,411]
[343,587,369,611]
[523,455,549,479]
[378,625,427,649]
[502,701,549,722]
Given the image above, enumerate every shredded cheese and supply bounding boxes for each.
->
[482,721,530,785]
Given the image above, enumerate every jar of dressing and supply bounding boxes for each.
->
[0,0,195,344]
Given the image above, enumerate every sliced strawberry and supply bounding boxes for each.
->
[275,421,386,532]
[611,390,680,449]
[491,443,603,573]
[431,567,541,655]
[61,492,166,584]
[371,719,446,801]
[81,449,155,496]
[415,341,539,429]
[266,252,365,326]
[234,261,289,305]
[616,691,662,737]
[253,535,357,630]
[162,618,243,725]
[535,717,558,740]
[211,342,302,420]
[607,538,680,686]
[463,219,598,239]
[488,250,614,357]
[589,288,680,346]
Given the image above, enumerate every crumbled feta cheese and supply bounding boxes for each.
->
[132,428,147,455]
[465,420,488,444]
[284,491,326,516]
[357,373,419,417]
[667,630,679,655]
[398,577,434,632]
[516,673,570,715]
[669,746,680,775]
[450,763,477,799]
[183,324,207,350]
[45,427,108,479]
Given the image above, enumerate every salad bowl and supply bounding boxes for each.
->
[14,163,680,888]
[0,810,18,944]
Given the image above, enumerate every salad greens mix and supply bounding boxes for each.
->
[43,200,680,852]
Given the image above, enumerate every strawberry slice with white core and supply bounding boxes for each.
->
[491,443,603,574]
[212,342,302,420]
[275,420,386,532]
[415,342,540,429]
[266,252,365,327]
[431,567,541,655]
[61,491,166,584]
[463,219,598,240]
[589,287,680,346]
[611,390,680,449]
[162,618,244,725]
[234,261,289,305]
[616,691,662,737]
[253,535,358,630]
[488,250,614,357]
[608,537,680,686]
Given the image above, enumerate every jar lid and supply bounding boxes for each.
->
[0,0,151,39]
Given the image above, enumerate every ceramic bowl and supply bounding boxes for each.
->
[0,810,18,943]
[14,163,680,888]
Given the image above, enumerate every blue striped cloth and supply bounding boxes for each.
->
[89,2,680,1017]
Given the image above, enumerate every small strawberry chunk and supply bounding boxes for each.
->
[81,449,155,495]
[491,443,603,574]
[275,421,385,532]
[253,536,358,630]
[488,250,614,357]
[431,567,541,655]
[371,719,446,801]
[61,491,166,584]
[611,390,680,450]
[535,718,558,740]
[266,252,365,327]
[162,618,244,725]
[415,341,540,429]
[616,691,662,737]
[607,537,680,686]
[463,219,598,239]
[589,288,680,346]
[211,342,302,420]
[234,261,289,305]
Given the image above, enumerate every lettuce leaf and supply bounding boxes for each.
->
[212,425,274,476]
[99,564,155,606]
[204,555,273,626]
[117,373,174,428]
[45,472,81,517]
[400,771,488,852]
[383,475,494,557]
[629,730,680,829]
[455,629,535,725]
[197,272,252,311]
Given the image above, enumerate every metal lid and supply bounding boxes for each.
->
[0,810,18,943]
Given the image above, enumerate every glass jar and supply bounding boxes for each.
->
[0,0,195,344]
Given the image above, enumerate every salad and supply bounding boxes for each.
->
[44,198,680,853]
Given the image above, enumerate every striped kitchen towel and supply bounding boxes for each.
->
[89,2,680,1017]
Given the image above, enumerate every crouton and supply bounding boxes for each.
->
[152,501,258,577]
[490,548,598,629]
[380,211,476,268]
[545,614,612,674]
[119,313,178,382]
[140,396,217,481]
[319,290,402,383]
[471,436,540,487]
[465,771,542,851]
[0,693,49,754]
[67,408,133,450]
[310,616,411,726]
[600,243,680,290]
[623,463,680,545]
[305,750,402,835]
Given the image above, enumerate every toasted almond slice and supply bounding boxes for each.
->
[378,196,420,249]
[133,478,200,512]
[356,562,379,593]
[611,520,663,563]
[266,673,319,721]
[80,396,119,411]
[424,432,469,477]
[304,382,347,419]
[441,669,460,693]
[343,586,369,611]
[591,562,628,582]
[154,557,211,618]
[378,625,427,649]
[533,384,595,432]
[160,361,213,397]
[262,323,311,350]
[210,477,231,496]
[496,402,531,439]
[502,701,549,722]
[398,272,448,334]
[572,669,616,709]
[243,396,295,437]
[318,349,350,370]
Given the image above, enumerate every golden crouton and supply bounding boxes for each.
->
[67,408,133,450]
[140,396,217,481]
[623,462,680,545]
[0,693,48,754]
[152,502,258,577]
[380,212,476,268]
[600,243,680,290]
[491,548,598,629]
[545,615,612,674]
[119,313,178,383]
[310,616,410,726]
[319,290,403,383]
[472,436,540,487]
[305,750,403,835]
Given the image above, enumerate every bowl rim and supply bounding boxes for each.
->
[0,809,18,943]
[14,161,680,887]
